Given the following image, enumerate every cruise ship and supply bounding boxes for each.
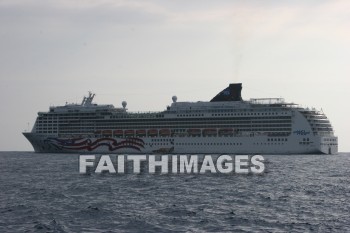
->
[23,84,338,154]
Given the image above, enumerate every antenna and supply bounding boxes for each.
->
[83,91,95,106]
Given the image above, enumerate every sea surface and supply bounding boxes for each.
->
[0,152,349,233]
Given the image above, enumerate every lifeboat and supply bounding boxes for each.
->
[136,129,146,137]
[188,128,201,136]
[147,129,158,137]
[218,128,234,136]
[202,128,217,136]
[159,129,171,137]
[124,130,135,137]
[113,129,123,137]
[101,130,112,136]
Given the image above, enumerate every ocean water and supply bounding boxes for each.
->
[0,152,349,233]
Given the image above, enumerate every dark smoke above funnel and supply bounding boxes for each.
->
[210,83,243,102]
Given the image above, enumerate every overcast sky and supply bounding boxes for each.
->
[0,0,349,152]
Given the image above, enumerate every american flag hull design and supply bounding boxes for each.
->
[45,137,145,152]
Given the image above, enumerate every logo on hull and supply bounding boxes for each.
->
[45,137,145,151]
[293,130,310,136]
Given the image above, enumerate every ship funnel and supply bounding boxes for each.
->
[210,83,243,102]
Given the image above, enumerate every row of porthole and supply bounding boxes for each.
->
[254,143,285,145]
[177,111,290,117]
[177,114,205,117]
[267,138,288,142]
[324,138,336,142]
[146,143,170,146]
[212,112,288,117]
[176,142,242,146]
[146,142,244,146]
[151,138,173,142]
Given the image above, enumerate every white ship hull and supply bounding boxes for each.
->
[23,133,338,155]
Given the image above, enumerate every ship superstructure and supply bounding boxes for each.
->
[23,84,338,154]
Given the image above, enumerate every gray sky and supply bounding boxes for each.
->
[0,0,349,152]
